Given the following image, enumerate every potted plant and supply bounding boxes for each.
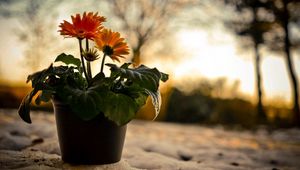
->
[18,11,168,165]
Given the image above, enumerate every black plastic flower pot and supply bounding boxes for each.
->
[52,98,127,165]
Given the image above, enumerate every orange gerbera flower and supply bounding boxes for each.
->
[95,29,130,62]
[59,12,106,40]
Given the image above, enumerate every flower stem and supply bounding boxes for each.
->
[78,39,90,84]
[100,54,107,74]
[86,38,92,78]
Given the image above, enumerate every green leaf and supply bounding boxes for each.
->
[40,90,53,102]
[99,91,139,126]
[145,89,162,120]
[90,72,105,85]
[19,58,86,124]
[52,65,69,75]
[35,90,54,105]
[107,63,131,80]
[18,89,38,124]
[64,87,102,121]
[55,53,81,67]
[35,95,41,105]
[106,63,161,92]
[121,83,148,107]
[106,63,167,121]
[120,63,131,69]
[61,81,142,125]
[160,72,169,82]
[27,64,53,87]
[134,92,148,108]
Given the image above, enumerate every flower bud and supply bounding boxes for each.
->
[83,48,99,61]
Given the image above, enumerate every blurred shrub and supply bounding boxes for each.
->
[0,91,21,108]
[165,88,213,123]
[165,88,256,127]
[265,106,294,128]
[0,85,27,108]
[210,98,256,128]
[165,86,294,128]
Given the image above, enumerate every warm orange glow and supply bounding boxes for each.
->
[58,12,106,40]
[149,30,300,105]
[95,29,130,62]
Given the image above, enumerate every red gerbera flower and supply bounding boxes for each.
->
[59,12,106,40]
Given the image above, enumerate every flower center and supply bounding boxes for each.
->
[103,45,114,56]
[77,30,85,39]
[84,53,96,61]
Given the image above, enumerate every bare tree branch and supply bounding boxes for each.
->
[106,0,194,66]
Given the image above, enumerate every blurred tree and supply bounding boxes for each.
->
[264,0,300,126]
[105,0,194,66]
[224,0,273,123]
[0,0,61,72]
[225,0,300,126]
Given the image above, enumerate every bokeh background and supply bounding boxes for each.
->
[0,0,299,128]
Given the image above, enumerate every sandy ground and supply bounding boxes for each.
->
[0,109,300,170]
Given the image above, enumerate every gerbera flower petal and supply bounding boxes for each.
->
[59,12,105,40]
[95,29,129,62]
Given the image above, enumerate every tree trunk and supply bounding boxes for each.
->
[254,43,266,123]
[283,1,300,126]
[132,48,141,67]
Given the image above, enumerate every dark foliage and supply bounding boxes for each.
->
[165,87,292,128]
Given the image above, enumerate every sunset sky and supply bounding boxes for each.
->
[0,0,299,106]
